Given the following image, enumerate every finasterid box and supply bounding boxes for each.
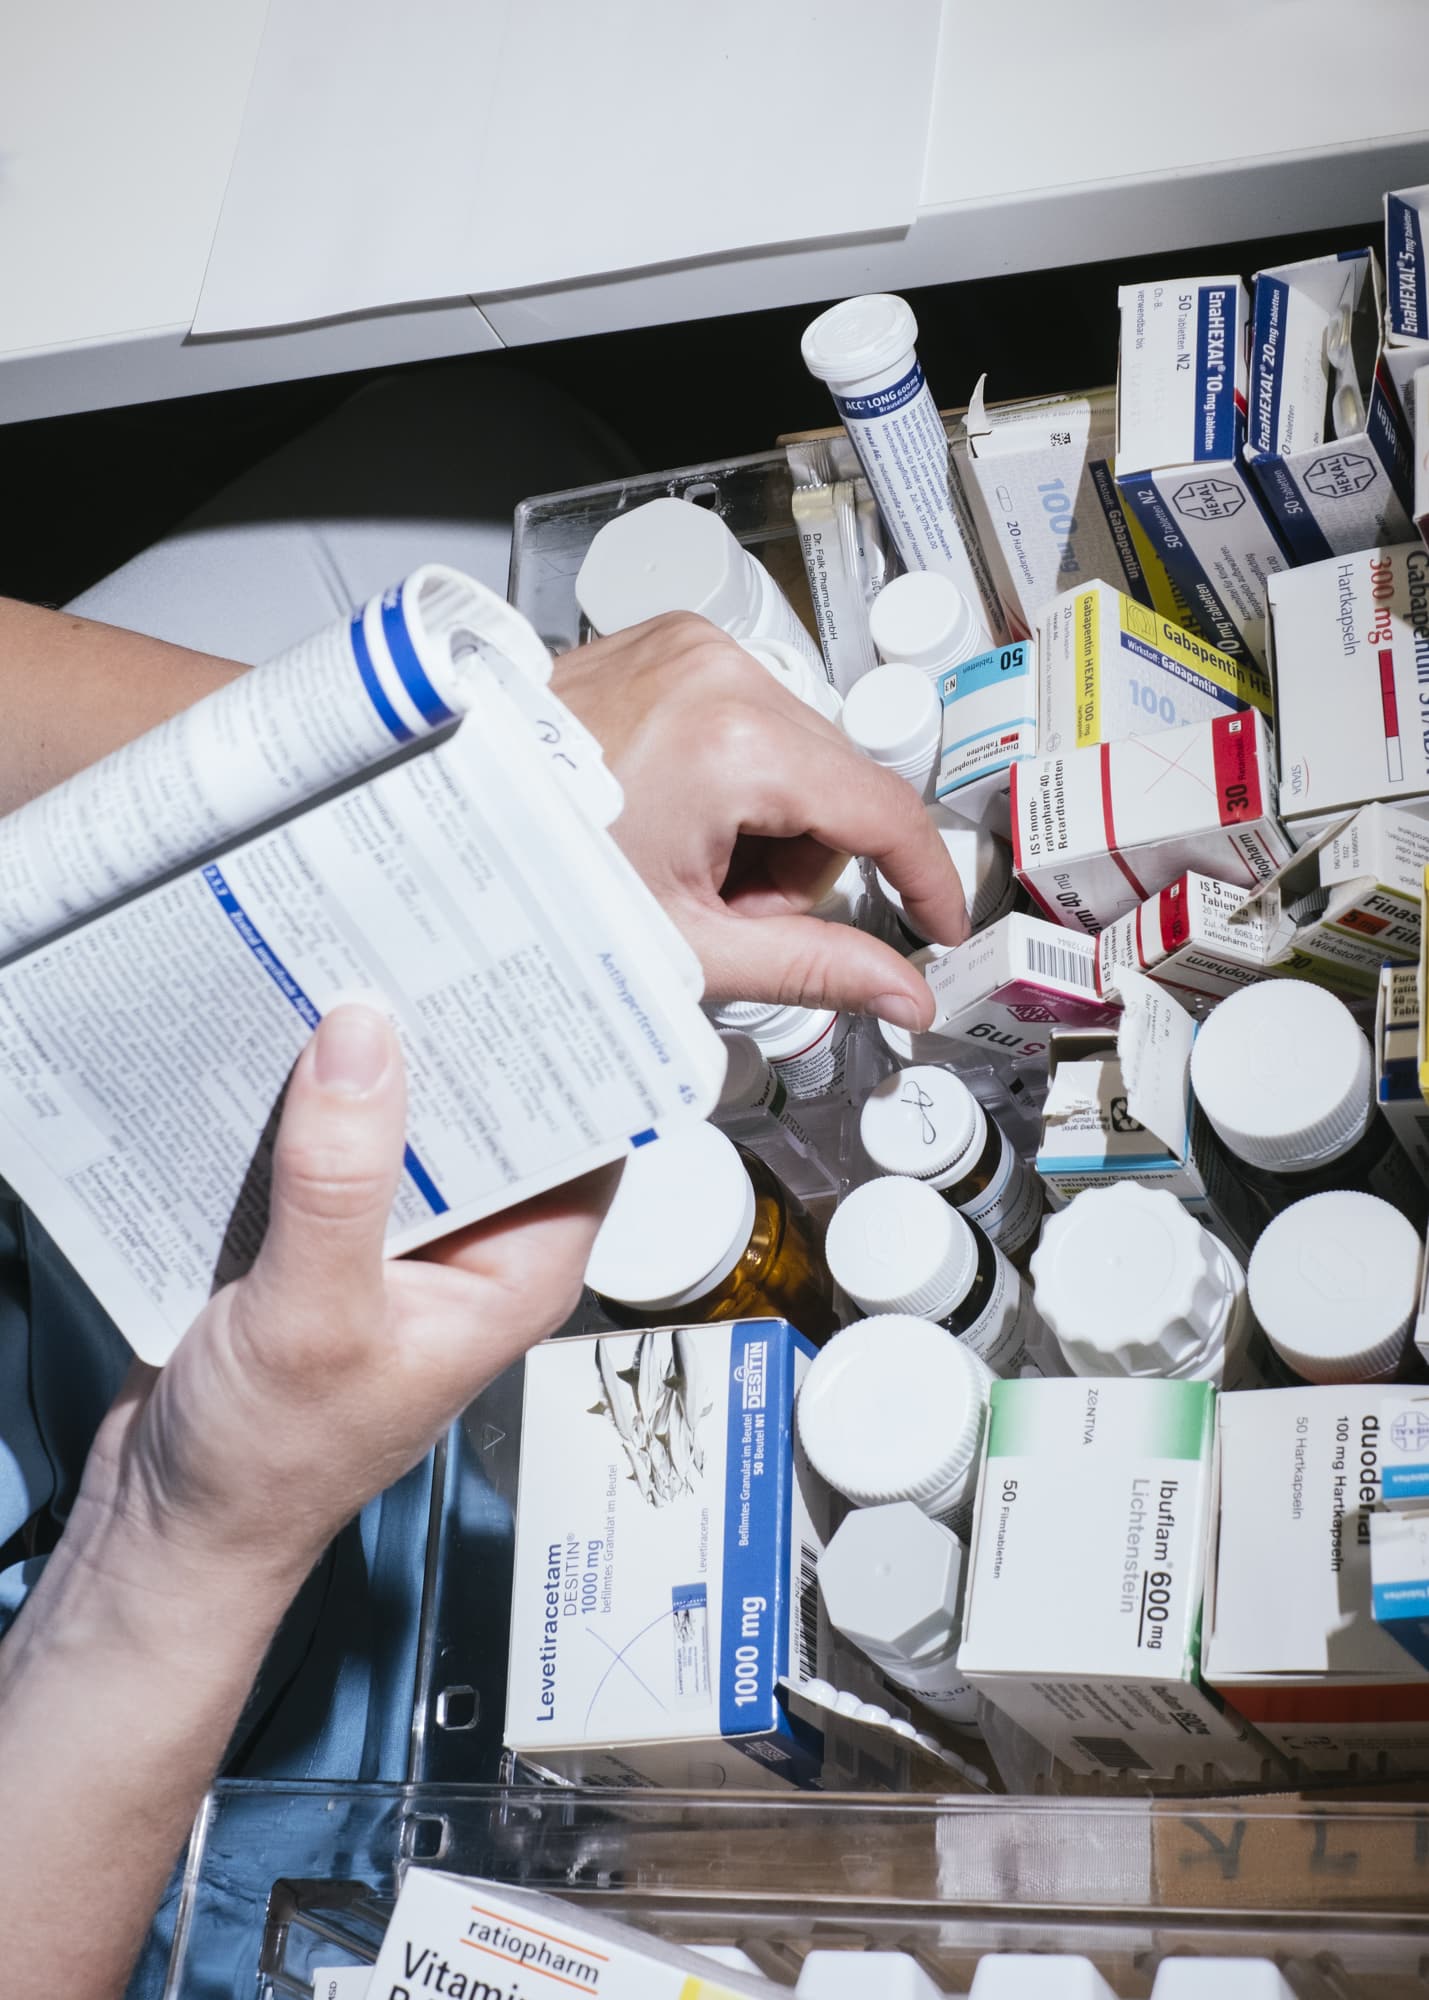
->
[504,1318,830,1789]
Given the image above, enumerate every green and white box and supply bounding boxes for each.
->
[958,1376,1267,1782]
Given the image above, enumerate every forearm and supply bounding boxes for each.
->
[0,1499,304,1998]
[0,597,244,814]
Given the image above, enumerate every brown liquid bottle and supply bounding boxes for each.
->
[585,1121,840,1345]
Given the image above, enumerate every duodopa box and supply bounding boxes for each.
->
[1011,709,1291,938]
[1245,249,1414,561]
[958,1377,1268,1783]
[1267,541,1429,834]
[504,1318,829,1789]
[1115,276,1287,666]
[1204,1386,1429,1777]
[1034,578,1272,757]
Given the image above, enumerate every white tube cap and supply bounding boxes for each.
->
[842,663,942,783]
[860,1064,980,1182]
[575,496,753,637]
[797,1949,946,2000]
[971,1957,1117,2000]
[1188,979,1372,1171]
[1246,1190,1422,1383]
[801,293,919,389]
[796,1315,994,1516]
[825,1175,977,1319]
[818,1501,964,1664]
[869,572,983,675]
[585,1121,756,1310]
[1029,1183,1230,1378]
[1151,1962,1296,2000]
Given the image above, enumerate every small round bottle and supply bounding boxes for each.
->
[841,661,943,799]
[1189,979,1425,1224]
[868,570,987,684]
[876,808,1014,941]
[818,1500,980,1728]
[1246,1190,1423,1384]
[744,636,843,723]
[716,1030,814,1145]
[574,494,825,672]
[796,1313,995,1538]
[585,1120,839,1343]
[711,998,850,1102]
[1029,1182,1265,1389]
[825,1174,1041,1376]
[809,853,865,927]
[859,1062,1043,1265]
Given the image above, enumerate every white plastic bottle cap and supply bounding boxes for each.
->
[1246,1190,1422,1383]
[1188,979,1372,1171]
[878,811,1011,935]
[716,1031,774,1116]
[711,998,838,1061]
[860,1063,982,1184]
[1029,1183,1234,1378]
[575,496,756,637]
[869,572,984,676]
[818,1501,964,1667]
[825,1175,977,1320]
[796,1315,994,1516]
[1151,1961,1296,2000]
[796,1948,946,2000]
[970,1956,1118,2000]
[800,293,919,391]
[744,637,842,723]
[841,663,942,784]
[585,1121,756,1310]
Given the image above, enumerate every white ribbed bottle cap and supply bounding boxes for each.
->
[1188,979,1372,1171]
[796,1315,994,1515]
[841,663,942,784]
[878,810,1011,935]
[585,1121,756,1310]
[1247,1190,1422,1383]
[860,1064,982,1183]
[817,1501,964,1666]
[1029,1183,1231,1378]
[869,572,983,675]
[825,1175,978,1319]
[710,997,835,1063]
[801,293,918,389]
[575,496,755,637]
[716,1031,772,1115]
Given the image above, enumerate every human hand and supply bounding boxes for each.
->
[552,614,969,1029]
[71,1006,616,1600]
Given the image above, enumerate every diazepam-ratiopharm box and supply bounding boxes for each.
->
[1267,540,1429,832]
[1115,276,1287,666]
[1011,709,1292,937]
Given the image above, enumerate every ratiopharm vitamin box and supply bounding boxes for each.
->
[1384,186,1429,410]
[1267,541,1429,835]
[504,1318,830,1789]
[1204,1386,1429,1777]
[1034,578,1272,757]
[921,912,1120,1066]
[1011,709,1291,937]
[1115,276,1287,666]
[1245,249,1414,562]
[959,1376,1268,1783]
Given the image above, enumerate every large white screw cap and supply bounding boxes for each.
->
[796,1315,994,1513]
[825,1175,977,1319]
[575,496,747,637]
[1188,979,1371,1171]
[818,1500,964,1660]
[1247,1190,1422,1382]
[801,293,919,388]
[585,1121,755,1309]
[1029,1183,1227,1377]
[860,1063,980,1182]
[869,572,982,673]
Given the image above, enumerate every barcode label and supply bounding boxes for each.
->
[1027,936,1095,988]
[795,1543,820,1684]
[1072,1734,1152,1773]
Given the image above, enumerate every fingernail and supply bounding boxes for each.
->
[871,992,923,1031]
[313,1006,391,1096]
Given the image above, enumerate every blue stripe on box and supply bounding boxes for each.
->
[350,613,415,744]
[381,583,457,728]
[1194,284,1237,462]
[1249,277,1288,456]
[718,1322,793,1741]
[1387,194,1427,340]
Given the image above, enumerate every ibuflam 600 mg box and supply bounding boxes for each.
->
[1115,276,1288,666]
[504,1318,830,1790]
[958,1376,1268,1783]
[1035,578,1272,756]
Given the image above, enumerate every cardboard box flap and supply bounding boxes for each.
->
[1116,969,1195,1156]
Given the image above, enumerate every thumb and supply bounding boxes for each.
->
[696,907,938,1029]
[252,1005,408,1321]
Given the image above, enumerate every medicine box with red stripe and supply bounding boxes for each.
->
[1010,708,1292,937]
[1204,1386,1429,1779]
[1268,540,1429,834]
[921,912,1121,1064]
